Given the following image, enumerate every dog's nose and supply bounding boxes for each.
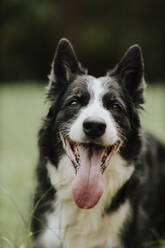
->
[83,117,106,139]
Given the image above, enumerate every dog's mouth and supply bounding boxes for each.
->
[65,139,120,174]
[65,138,120,209]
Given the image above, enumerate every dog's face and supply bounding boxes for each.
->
[47,39,145,208]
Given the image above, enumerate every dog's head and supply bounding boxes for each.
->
[46,39,145,208]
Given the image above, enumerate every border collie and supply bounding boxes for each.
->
[31,39,165,248]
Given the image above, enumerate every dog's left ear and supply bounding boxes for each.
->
[110,45,145,106]
[49,38,85,85]
[48,38,85,101]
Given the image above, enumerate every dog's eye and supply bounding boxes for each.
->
[68,100,80,108]
[111,103,121,111]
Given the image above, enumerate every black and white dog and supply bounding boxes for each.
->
[32,39,165,248]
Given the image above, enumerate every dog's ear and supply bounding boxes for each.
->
[110,45,145,106]
[49,38,85,85]
[48,38,85,101]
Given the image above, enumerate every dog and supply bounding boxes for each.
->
[31,39,165,248]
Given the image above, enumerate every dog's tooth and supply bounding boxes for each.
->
[101,163,105,173]
[100,148,109,173]
[75,146,80,157]
[101,153,107,163]
[74,145,80,166]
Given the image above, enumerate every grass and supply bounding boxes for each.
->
[142,83,165,143]
[0,83,46,247]
[0,82,165,248]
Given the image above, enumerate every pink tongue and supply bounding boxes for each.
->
[72,146,104,209]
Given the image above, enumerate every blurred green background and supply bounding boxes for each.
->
[1,1,165,247]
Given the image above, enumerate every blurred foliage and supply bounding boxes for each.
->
[1,0,165,82]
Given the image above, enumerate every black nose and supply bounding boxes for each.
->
[83,118,106,139]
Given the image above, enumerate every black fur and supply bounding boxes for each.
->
[31,39,165,247]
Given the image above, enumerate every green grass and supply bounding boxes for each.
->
[0,83,46,247]
[142,84,165,143]
[0,82,165,248]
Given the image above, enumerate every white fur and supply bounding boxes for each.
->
[69,77,119,146]
[35,154,134,248]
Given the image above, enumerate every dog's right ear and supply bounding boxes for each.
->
[109,45,145,107]
[49,39,85,90]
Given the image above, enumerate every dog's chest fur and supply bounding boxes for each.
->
[35,155,133,248]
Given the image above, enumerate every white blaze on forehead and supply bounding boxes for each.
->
[87,77,105,102]
[69,76,119,146]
